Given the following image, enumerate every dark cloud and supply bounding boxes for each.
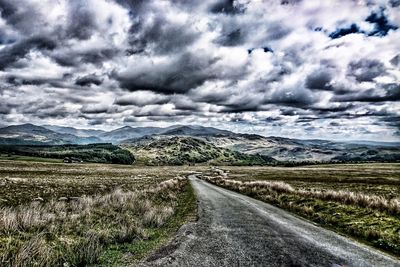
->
[390,0,400,7]
[311,103,355,114]
[0,102,16,114]
[75,74,103,87]
[81,106,109,114]
[54,48,119,67]
[216,28,244,46]
[127,8,198,55]
[0,1,41,34]
[88,119,105,125]
[221,101,262,113]
[264,22,292,41]
[333,84,400,102]
[0,1,17,19]
[265,88,315,108]
[0,36,56,70]
[4,75,56,86]
[115,52,220,94]
[305,70,333,90]
[328,9,398,39]
[248,46,274,54]
[210,0,244,14]
[390,54,400,67]
[329,23,364,39]
[347,59,386,82]
[114,92,169,107]
[365,8,398,36]
[66,2,96,40]
[281,0,302,5]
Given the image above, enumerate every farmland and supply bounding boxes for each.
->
[0,161,198,266]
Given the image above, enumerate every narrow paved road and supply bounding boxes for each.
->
[142,175,400,267]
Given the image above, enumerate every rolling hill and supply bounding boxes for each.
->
[42,125,105,137]
[1,123,399,164]
[99,126,165,142]
[205,135,400,163]
[121,136,276,165]
[99,125,234,143]
[0,124,101,145]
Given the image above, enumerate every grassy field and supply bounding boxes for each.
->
[221,163,400,196]
[2,158,400,264]
[0,154,63,163]
[0,161,198,266]
[202,163,400,257]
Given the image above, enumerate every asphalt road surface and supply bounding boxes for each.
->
[141,175,400,267]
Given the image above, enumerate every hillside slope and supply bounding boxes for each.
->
[0,144,135,164]
[42,125,105,137]
[206,135,400,163]
[122,136,275,165]
[0,124,101,145]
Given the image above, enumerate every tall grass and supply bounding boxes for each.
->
[0,177,187,267]
[202,174,400,215]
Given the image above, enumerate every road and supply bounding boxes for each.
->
[141,175,400,267]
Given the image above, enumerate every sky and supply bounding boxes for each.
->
[0,0,399,141]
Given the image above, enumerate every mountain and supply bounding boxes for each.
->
[205,135,400,162]
[42,125,105,137]
[0,124,101,145]
[342,140,400,147]
[122,135,276,165]
[161,125,233,137]
[103,125,235,143]
[1,123,399,163]
[99,126,166,143]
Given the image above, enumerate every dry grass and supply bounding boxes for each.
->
[221,163,400,196]
[203,174,400,215]
[0,160,204,206]
[0,177,187,267]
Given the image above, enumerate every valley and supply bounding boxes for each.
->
[0,124,399,165]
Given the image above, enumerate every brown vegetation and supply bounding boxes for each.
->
[203,175,400,215]
[0,177,188,266]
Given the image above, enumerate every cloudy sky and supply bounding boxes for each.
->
[0,0,399,140]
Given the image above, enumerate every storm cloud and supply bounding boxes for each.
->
[0,0,399,140]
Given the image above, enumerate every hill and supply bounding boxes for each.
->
[100,125,234,143]
[206,135,400,163]
[42,125,105,137]
[0,124,101,145]
[1,123,399,164]
[0,143,135,164]
[99,126,170,142]
[161,125,233,137]
[122,136,276,166]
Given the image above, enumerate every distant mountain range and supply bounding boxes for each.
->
[0,124,233,145]
[0,124,101,145]
[43,125,105,138]
[0,123,399,163]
